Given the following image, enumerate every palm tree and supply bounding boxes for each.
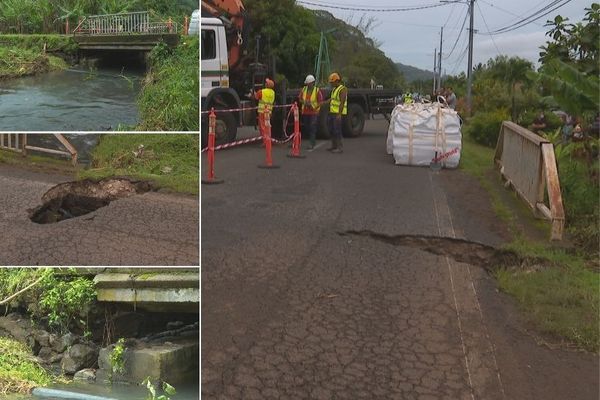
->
[487,56,534,121]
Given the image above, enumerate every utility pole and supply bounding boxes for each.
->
[466,0,475,115]
[438,27,443,91]
[433,48,437,95]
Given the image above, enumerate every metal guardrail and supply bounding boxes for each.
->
[73,11,179,35]
[0,134,78,166]
[494,121,565,240]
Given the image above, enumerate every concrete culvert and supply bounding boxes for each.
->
[29,178,153,224]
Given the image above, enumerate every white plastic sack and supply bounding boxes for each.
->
[386,103,462,168]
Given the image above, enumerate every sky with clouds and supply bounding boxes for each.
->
[298,0,590,74]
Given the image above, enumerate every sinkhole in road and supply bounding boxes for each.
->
[341,230,545,271]
[30,178,153,224]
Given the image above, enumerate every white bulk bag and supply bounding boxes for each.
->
[386,103,462,168]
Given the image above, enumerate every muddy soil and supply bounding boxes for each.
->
[29,178,153,224]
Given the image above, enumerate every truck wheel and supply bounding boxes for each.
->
[317,105,330,139]
[214,110,237,145]
[343,103,365,138]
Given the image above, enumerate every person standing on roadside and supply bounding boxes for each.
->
[299,74,323,150]
[322,72,347,153]
[255,78,275,146]
[446,87,457,110]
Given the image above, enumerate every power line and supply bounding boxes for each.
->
[443,3,458,29]
[296,1,448,12]
[481,0,574,35]
[443,9,469,60]
[476,1,501,57]
[478,0,544,27]
[449,43,469,75]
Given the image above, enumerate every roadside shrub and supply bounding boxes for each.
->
[138,37,199,131]
[518,110,562,132]
[464,109,510,147]
[38,274,96,334]
[0,337,52,395]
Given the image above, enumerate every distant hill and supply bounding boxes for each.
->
[395,62,433,82]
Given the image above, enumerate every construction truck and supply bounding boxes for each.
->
[201,0,404,145]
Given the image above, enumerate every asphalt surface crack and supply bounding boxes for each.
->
[340,230,542,271]
[29,178,153,224]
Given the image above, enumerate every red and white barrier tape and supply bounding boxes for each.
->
[200,103,294,114]
[201,131,297,153]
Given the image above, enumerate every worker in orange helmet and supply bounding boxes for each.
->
[322,72,347,153]
[255,78,276,146]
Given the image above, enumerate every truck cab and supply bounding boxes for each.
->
[201,17,241,145]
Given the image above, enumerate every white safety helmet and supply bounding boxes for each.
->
[304,74,316,84]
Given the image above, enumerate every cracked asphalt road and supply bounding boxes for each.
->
[0,166,199,266]
[202,120,598,399]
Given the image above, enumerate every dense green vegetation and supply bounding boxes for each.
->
[0,0,196,34]
[451,4,600,255]
[138,37,199,131]
[0,268,96,335]
[79,134,199,194]
[0,269,96,394]
[0,337,53,395]
[0,35,75,79]
[244,0,403,88]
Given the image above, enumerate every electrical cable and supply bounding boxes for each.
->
[478,0,544,27]
[443,9,469,60]
[296,1,448,12]
[476,1,502,57]
[482,0,573,35]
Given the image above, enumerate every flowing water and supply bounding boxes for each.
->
[26,134,99,164]
[0,67,143,131]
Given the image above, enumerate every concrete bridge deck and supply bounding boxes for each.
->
[73,33,180,51]
[94,269,199,313]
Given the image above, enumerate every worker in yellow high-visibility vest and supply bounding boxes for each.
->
[298,74,323,150]
[322,72,347,153]
[255,78,275,145]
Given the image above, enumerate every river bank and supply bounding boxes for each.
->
[0,268,199,398]
[0,34,198,131]
[0,35,75,80]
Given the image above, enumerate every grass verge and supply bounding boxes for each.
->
[78,134,199,195]
[0,148,76,175]
[0,337,52,395]
[460,137,599,353]
[137,37,199,131]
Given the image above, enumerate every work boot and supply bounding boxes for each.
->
[327,138,337,151]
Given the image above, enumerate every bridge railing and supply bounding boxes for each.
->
[73,11,179,36]
[0,134,78,166]
[494,121,565,240]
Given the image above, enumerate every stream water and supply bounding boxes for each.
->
[26,134,99,164]
[0,67,143,131]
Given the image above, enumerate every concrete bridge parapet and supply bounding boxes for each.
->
[93,269,199,313]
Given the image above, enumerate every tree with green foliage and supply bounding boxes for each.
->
[537,3,599,118]
[244,0,320,85]
[0,0,196,33]
[485,55,535,121]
